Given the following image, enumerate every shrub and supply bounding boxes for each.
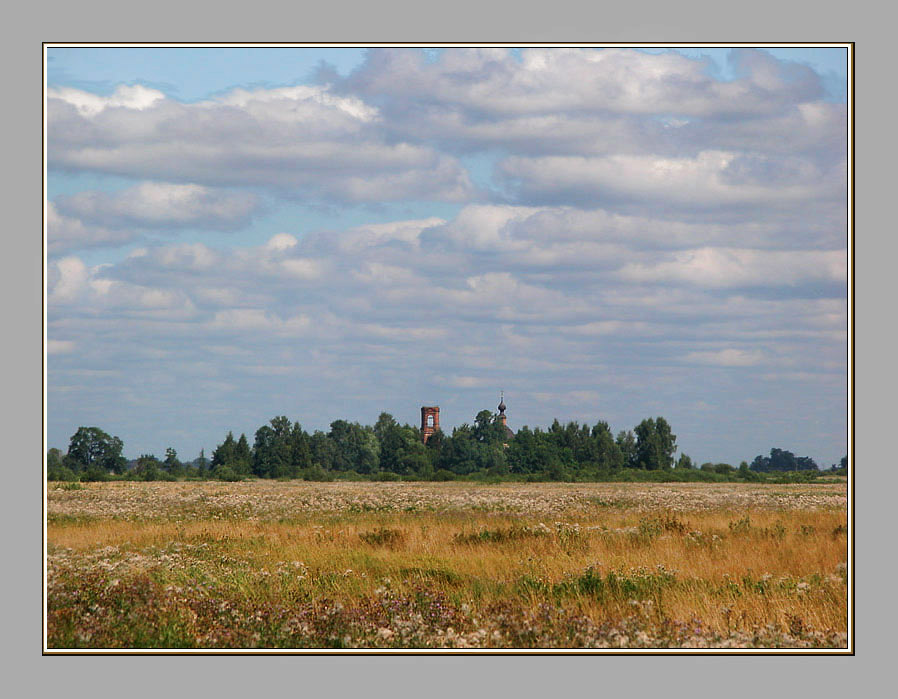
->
[47,466,78,482]
[454,525,551,545]
[81,465,109,482]
[214,466,242,482]
[728,515,752,534]
[359,527,405,547]
[301,465,332,481]
[432,469,456,481]
[371,471,400,482]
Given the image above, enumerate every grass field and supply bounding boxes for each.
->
[46,481,849,650]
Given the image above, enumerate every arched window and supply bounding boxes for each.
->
[426,415,434,427]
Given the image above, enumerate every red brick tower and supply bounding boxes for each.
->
[421,406,440,443]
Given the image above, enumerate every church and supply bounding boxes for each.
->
[420,393,514,444]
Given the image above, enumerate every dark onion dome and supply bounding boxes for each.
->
[498,399,506,413]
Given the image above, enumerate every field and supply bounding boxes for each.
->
[46,481,849,650]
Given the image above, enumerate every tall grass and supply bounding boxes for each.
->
[47,481,848,649]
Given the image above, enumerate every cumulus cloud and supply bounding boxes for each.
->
[48,84,476,203]
[498,151,844,210]
[684,348,766,367]
[344,47,823,120]
[337,48,839,162]
[46,47,848,466]
[47,84,165,116]
[618,247,847,288]
[56,182,262,231]
[47,202,137,254]
[47,340,76,355]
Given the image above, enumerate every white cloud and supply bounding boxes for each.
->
[47,84,165,116]
[499,151,843,209]
[347,48,823,119]
[49,256,89,301]
[46,48,848,467]
[48,84,475,203]
[47,340,76,355]
[684,348,766,367]
[207,309,312,335]
[56,182,262,231]
[618,247,847,288]
[265,233,298,251]
[311,217,446,254]
[47,202,137,254]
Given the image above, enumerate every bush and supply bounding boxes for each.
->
[301,465,332,481]
[359,527,405,547]
[547,463,572,481]
[47,466,78,482]
[432,469,456,481]
[213,466,243,482]
[371,471,400,482]
[81,465,109,482]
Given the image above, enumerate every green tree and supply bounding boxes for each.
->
[751,448,819,472]
[252,418,294,478]
[234,433,252,475]
[211,432,237,470]
[163,447,183,476]
[47,447,62,472]
[473,410,505,445]
[633,417,676,470]
[133,454,161,481]
[329,420,379,473]
[290,422,312,474]
[616,430,637,469]
[66,427,126,474]
[589,421,624,471]
[309,431,337,471]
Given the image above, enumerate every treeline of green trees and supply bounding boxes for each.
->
[47,412,847,484]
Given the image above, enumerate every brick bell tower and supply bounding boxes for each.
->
[421,406,440,443]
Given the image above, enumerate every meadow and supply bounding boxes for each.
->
[46,481,849,650]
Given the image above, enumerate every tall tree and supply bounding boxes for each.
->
[633,417,676,470]
[616,430,637,469]
[211,431,237,470]
[291,422,312,473]
[234,433,252,475]
[66,427,126,474]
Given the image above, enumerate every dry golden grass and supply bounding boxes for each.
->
[46,481,848,649]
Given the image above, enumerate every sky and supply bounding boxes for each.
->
[45,45,849,467]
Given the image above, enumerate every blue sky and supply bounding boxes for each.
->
[46,46,849,467]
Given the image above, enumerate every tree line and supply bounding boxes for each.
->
[48,410,845,483]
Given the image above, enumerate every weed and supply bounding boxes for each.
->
[359,528,405,548]
[454,525,550,545]
[728,515,751,534]
[46,481,848,650]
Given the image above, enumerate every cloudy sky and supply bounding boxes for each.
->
[45,45,849,466]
